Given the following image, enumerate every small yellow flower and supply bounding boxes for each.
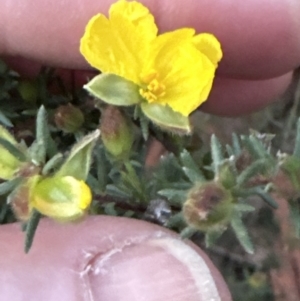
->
[30,176,92,222]
[80,0,222,117]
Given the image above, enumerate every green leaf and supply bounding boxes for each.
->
[158,188,187,205]
[29,106,57,165]
[56,130,100,181]
[24,209,41,253]
[84,73,142,106]
[289,202,300,237]
[180,149,205,182]
[231,213,254,254]
[33,106,48,164]
[41,153,64,176]
[0,137,27,162]
[232,133,242,156]
[0,177,22,196]
[234,203,255,212]
[95,145,109,194]
[236,159,267,186]
[106,184,131,198]
[0,110,13,127]
[104,202,118,216]
[211,134,223,174]
[205,228,225,248]
[253,187,278,209]
[294,118,300,158]
[180,227,197,239]
[141,103,191,135]
[241,135,270,160]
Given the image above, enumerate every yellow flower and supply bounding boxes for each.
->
[30,176,92,222]
[80,0,222,117]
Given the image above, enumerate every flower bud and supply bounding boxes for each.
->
[9,176,41,221]
[54,104,84,133]
[18,79,38,103]
[100,106,134,160]
[273,155,300,200]
[30,176,92,222]
[183,181,233,231]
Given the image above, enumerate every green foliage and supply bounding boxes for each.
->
[1,59,300,299]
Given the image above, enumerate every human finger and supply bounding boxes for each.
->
[0,0,299,79]
[0,216,232,301]
[201,72,293,116]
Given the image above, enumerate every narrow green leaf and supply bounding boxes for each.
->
[211,134,223,174]
[0,177,22,195]
[34,106,48,164]
[104,202,118,216]
[139,115,149,141]
[241,135,270,160]
[180,226,197,239]
[234,203,255,212]
[56,130,100,181]
[253,187,278,209]
[0,137,27,162]
[231,213,254,254]
[232,133,241,156]
[41,153,64,175]
[167,212,185,228]
[106,184,131,198]
[95,145,108,194]
[0,203,9,223]
[24,209,41,253]
[180,149,205,182]
[289,202,300,237]
[84,73,142,106]
[226,144,234,157]
[294,118,300,158]
[141,103,191,135]
[205,229,225,248]
[236,159,267,186]
[0,110,13,127]
[158,188,187,205]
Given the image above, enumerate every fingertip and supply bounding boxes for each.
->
[0,217,232,301]
[201,72,293,116]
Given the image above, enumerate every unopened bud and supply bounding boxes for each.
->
[100,106,134,160]
[274,155,300,200]
[54,104,84,133]
[183,181,233,231]
[30,176,92,222]
[9,176,40,221]
[18,79,38,103]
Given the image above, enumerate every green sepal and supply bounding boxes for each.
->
[141,103,191,135]
[84,73,142,106]
[24,209,41,253]
[55,130,100,181]
[57,130,100,180]
[231,211,254,254]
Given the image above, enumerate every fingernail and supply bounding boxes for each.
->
[82,236,222,301]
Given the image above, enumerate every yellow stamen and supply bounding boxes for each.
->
[139,70,166,103]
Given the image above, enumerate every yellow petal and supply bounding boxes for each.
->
[80,0,157,84]
[193,33,223,66]
[141,30,216,116]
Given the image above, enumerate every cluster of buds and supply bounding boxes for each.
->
[180,133,284,253]
[0,107,100,251]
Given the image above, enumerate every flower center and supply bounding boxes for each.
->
[139,70,166,103]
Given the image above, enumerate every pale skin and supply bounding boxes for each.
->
[0,0,300,300]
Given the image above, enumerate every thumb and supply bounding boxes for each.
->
[0,216,231,301]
